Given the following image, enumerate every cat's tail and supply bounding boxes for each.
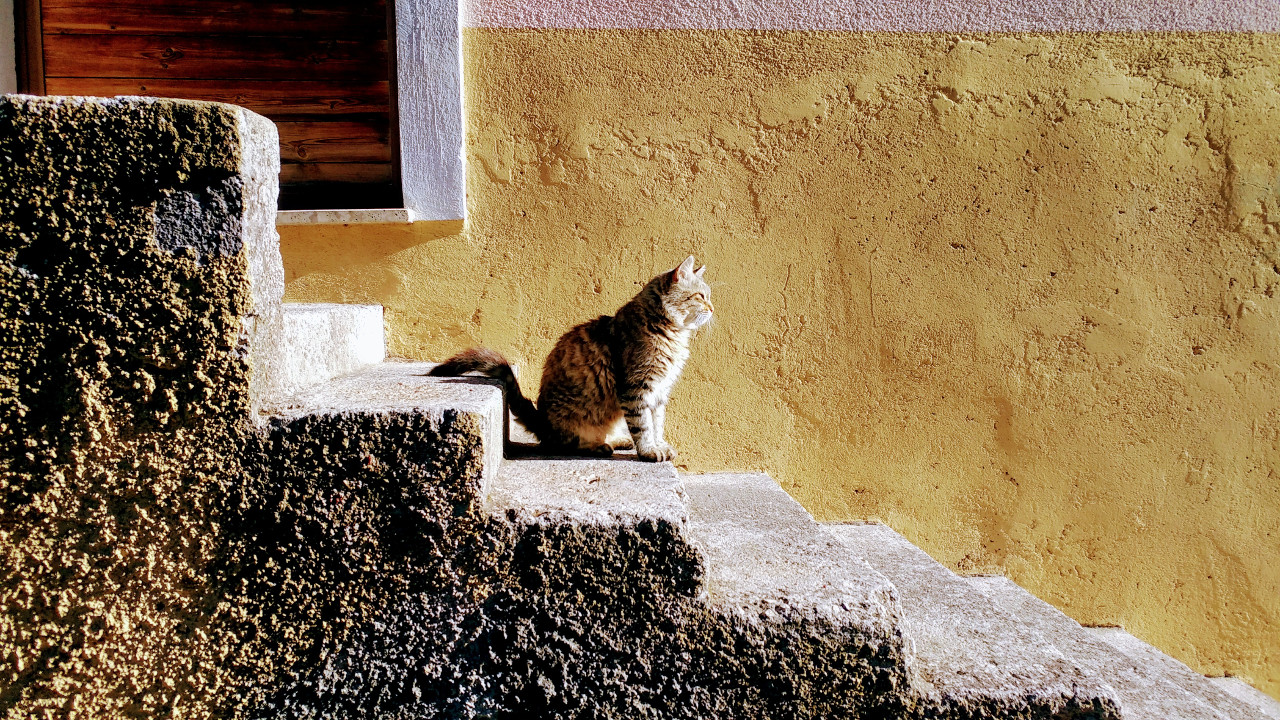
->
[427,348,550,440]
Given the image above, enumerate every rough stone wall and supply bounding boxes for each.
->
[0,95,507,719]
[0,96,278,718]
[280,31,1280,696]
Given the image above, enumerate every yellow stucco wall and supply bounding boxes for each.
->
[281,30,1280,695]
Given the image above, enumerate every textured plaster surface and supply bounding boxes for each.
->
[464,0,1280,31]
[280,30,1280,697]
[396,0,467,220]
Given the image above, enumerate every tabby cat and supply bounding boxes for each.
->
[428,256,714,461]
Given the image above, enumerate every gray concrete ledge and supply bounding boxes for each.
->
[1208,677,1280,719]
[830,524,1120,718]
[1086,625,1274,720]
[262,360,505,487]
[688,475,897,630]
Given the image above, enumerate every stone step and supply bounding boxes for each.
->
[262,360,505,512]
[485,456,701,596]
[277,302,385,393]
[684,474,909,717]
[827,523,1121,718]
[969,575,1263,720]
[1085,626,1275,720]
[1208,677,1280,719]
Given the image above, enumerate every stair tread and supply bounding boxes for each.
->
[1086,626,1275,720]
[828,524,1118,716]
[264,360,499,417]
[1208,677,1280,719]
[969,575,1251,720]
[684,474,897,630]
[486,456,685,528]
[278,302,384,393]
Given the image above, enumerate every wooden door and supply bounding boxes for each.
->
[16,0,400,211]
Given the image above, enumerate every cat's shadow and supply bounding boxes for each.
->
[503,442,648,463]
[425,375,649,463]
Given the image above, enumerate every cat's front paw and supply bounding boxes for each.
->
[637,442,677,462]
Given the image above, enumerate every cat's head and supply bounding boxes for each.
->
[659,255,714,329]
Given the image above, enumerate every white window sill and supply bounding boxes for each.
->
[276,208,415,226]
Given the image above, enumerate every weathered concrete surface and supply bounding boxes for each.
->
[829,523,1119,718]
[965,574,1234,720]
[281,30,1280,695]
[1085,626,1272,720]
[239,374,497,718]
[277,303,385,393]
[684,474,910,719]
[264,360,506,494]
[249,458,913,718]
[0,94,915,719]
[0,95,282,718]
[687,474,896,631]
[1209,677,1280,720]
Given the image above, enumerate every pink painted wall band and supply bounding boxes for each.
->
[464,0,1280,32]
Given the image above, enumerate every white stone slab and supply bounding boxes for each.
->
[276,303,385,393]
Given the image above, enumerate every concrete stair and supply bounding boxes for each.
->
[1208,677,1280,720]
[965,574,1275,719]
[828,523,1118,718]
[1085,625,1277,720]
[260,308,1280,718]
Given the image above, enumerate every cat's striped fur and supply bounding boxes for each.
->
[428,256,713,461]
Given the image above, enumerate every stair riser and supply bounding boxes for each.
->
[277,304,385,393]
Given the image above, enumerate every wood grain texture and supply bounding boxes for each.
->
[43,34,388,80]
[44,78,391,116]
[42,0,388,36]
[35,0,400,205]
[280,162,395,186]
[278,119,390,163]
[16,0,45,93]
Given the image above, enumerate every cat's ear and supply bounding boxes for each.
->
[672,255,696,283]
[694,265,706,278]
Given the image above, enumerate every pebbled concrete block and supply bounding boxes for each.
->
[828,523,1121,719]
[277,303,385,393]
[263,360,505,492]
[0,95,284,719]
[686,474,911,718]
[1086,626,1273,720]
[969,575,1233,720]
[237,362,507,718]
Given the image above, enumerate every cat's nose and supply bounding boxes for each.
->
[706,300,714,314]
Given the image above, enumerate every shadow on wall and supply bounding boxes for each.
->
[279,219,465,302]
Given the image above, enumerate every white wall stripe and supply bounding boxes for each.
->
[464,0,1280,32]
[397,0,466,222]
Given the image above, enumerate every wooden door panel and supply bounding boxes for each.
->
[42,0,388,37]
[44,35,388,81]
[27,0,400,209]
